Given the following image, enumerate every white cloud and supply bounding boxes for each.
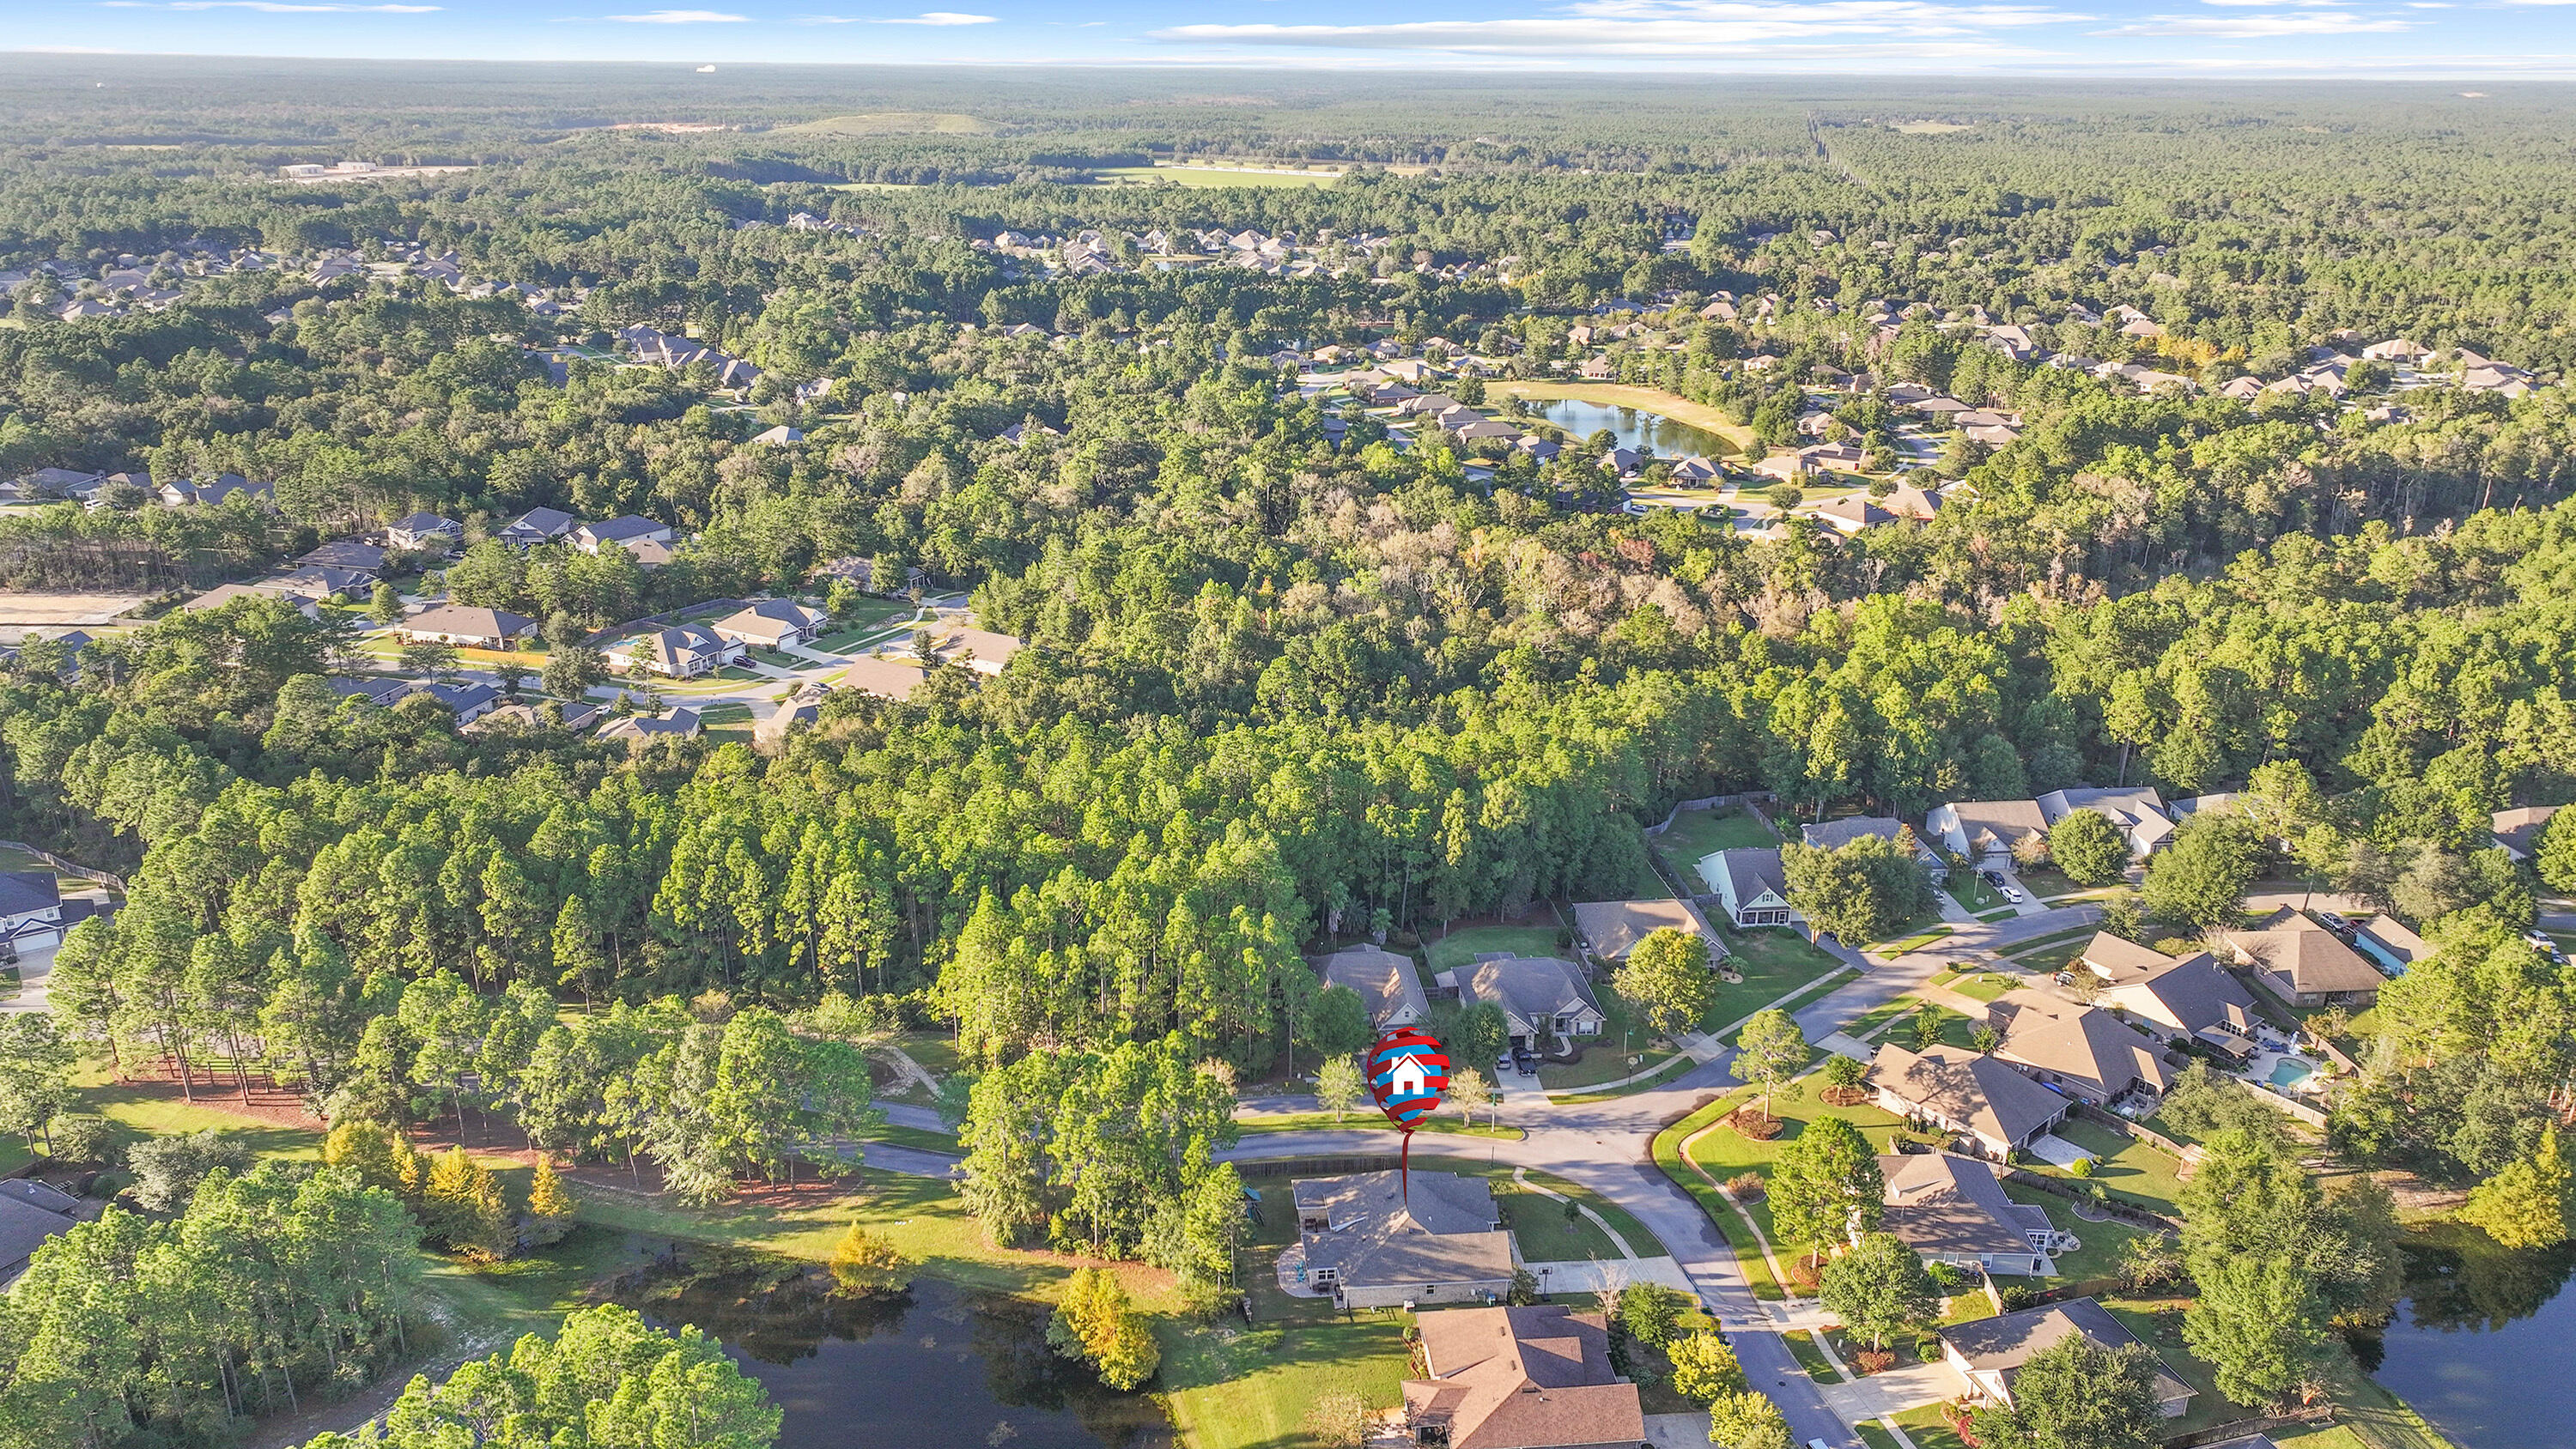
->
[2096,9,2409,30]
[102,1,440,9]
[803,8,994,18]
[2197,0,2343,8]
[603,7,746,19]
[1154,3,2098,54]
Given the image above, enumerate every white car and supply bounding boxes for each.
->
[2002,887,2026,903]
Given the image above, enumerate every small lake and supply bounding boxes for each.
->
[1520,397,1738,459]
[611,1246,1173,1449]
[2364,1231,2576,1449]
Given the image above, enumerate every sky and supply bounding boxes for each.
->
[13,0,2576,75]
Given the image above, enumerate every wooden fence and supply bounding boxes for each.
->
[0,839,124,893]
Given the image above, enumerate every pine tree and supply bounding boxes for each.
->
[1047,1266,1160,1390]
[2462,1125,2573,1250]
[524,1158,577,1247]
[423,1146,510,1260]
[828,1222,908,1295]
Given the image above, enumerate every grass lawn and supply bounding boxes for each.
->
[1947,872,2008,915]
[2031,1119,2190,1218]
[1161,1317,1413,1449]
[1652,1094,1784,1300]
[1977,908,2020,923]
[1652,808,1779,881]
[1684,1087,1929,1295]
[893,1033,963,1080]
[1539,985,1679,1089]
[695,702,753,725]
[1780,1327,1838,1382]
[2003,935,2093,977]
[1873,923,1953,955]
[1890,1403,1973,1449]
[1707,926,1849,1031]
[1550,1053,1696,1103]
[1945,970,2021,1003]
[1999,1183,2152,1284]
[1494,1175,1624,1261]
[1844,994,1931,1043]
[1855,1422,1904,1449]
[1623,851,1679,900]
[2013,868,2102,903]
[2099,1296,2251,1434]
[1424,923,1564,974]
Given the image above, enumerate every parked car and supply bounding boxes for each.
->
[2002,886,2025,903]
[2318,910,2354,935]
[1511,1046,1539,1074]
[1981,869,2006,888]
[1496,1053,1516,1077]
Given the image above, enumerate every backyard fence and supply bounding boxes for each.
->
[1643,791,1777,837]
[2002,1166,2183,1234]
[0,840,123,893]
[2070,1100,2197,1162]
[2162,1409,2334,1447]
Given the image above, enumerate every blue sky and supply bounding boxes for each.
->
[14,0,2576,74]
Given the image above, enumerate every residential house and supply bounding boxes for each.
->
[747,424,805,446]
[2225,908,2385,1007]
[1813,496,1895,534]
[301,539,389,573]
[710,599,829,651]
[2073,934,2263,1049]
[386,512,464,552]
[1290,1172,1516,1310]
[841,653,931,700]
[1454,955,1607,1052]
[409,680,501,724]
[1797,816,1946,883]
[400,605,536,652]
[325,676,416,708]
[1939,1298,2195,1419]
[158,473,271,508]
[183,582,320,619]
[2491,805,2561,861]
[2353,914,2429,977]
[1400,1304,1645,1449]
[1878,1151,2058,1276]
[0,871,65,957]
[465,699,603,734]
[921,621,1024,676]
[1925,800,2049,864]
[2166,793,2242,824]
[607,624,743,679]
[1878,482,1942,521]
[598,708,703,746]
[755,682,830,748]
[0,1179,88,1288]
[1568,898,1712,963]
[1866,1041,2070,1161]
[2036,785,2173,858]
[1313,945,1431,1030]
[1984,991,2174,1108]
[1702,847,1798,929]
[499,506,580,546]
[2226,906,2380,1009]
[572,515,676,555]
[267,564,379,597]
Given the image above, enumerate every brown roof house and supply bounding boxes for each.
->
[1401,1304,1646,1449]
[2036,785,2174,858]
[1867,1041,2070,1161]
[711,598,829,650]
[399,605,536,652]
[1984,991,2174,1109]
[2074,934,2262,1051]
[2354,914,2430,977]
[2226,907,2385,1008]
[1314,945,1431,1030]
[1452,956,1607,1052]
[1289,1171,1516,1311]
[2492,805,2561,861]
[1939,1297,2195,1419]
[1568,898,1712,964]
[1925,800,2048,864]
[1878,1150,2061,1276]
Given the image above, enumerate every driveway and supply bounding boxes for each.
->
[0,942,55,1016]
[1816,1359,1964,1422]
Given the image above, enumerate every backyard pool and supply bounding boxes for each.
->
[2269,1058,2316,1090]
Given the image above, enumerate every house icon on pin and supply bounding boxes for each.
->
[1388,1054,1431,1098]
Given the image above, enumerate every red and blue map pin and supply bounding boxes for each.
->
[1366,1027,1450,1198]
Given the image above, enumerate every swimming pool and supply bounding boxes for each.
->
[2269,1058,2316,1090]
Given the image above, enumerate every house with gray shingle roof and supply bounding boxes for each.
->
[1290,1171,1516,1310]
[1455,956,1606,1052]
[1313,946,1430,1030]
[1867,1041,2069,1161]
[1940,1296,2195,1419]
[1878,1150,2058,1276]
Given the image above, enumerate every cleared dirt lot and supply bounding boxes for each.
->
[0,592,149,626]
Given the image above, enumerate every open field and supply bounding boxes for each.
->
[1096,164,1345,187]
[1424,922,1564,973]
[776,111,993,135]
[0,593,148,626]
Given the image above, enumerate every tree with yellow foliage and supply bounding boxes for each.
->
[827,1222,908,1296]
[423,1145,511,1260]
[323,1119,425,1200]
[1045,1266,1158,1390]
[524,1158,577,1247]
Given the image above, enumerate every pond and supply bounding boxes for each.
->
[2363,1228,2576,1449]
[1517,397,1738,460]
[609,1244,1173,1449]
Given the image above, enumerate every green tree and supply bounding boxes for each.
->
[1315,1055,1366,1119]
[2461,1124,2573,1249]
[0,1014,76,1153]
[1782,835,1933,944]
[2143,815,2261,928]
[2048,809,2130,886]
[2532,809,2576,894]
[1614,928,1717,1039]
[1730,1009,1809,1115]
[422,1145,510,1259]
[1768,1115,1883,1258]
[1619,1282,1690,1350]
[1818,1232,1939,1352]
[367,581,402,625]
[1667,1331,1746,1404]
[1707,1389,1794,1449]
[1967,1333,2165,1449]
[1047,1266,1159,1390]
[1304,985,1375,1058]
